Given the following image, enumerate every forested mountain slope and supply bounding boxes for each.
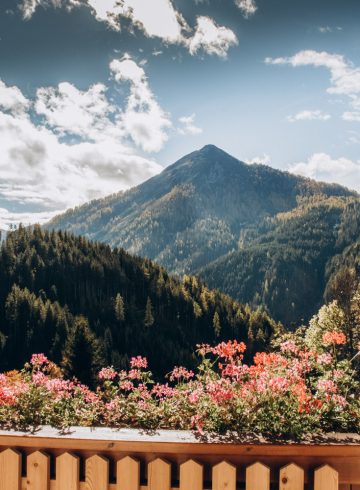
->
[199,197,360,325]
[48,145,355,275]
[0,226,278,384]
[47,145,359,325]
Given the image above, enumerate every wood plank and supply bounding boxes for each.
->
[85,454,109,490]
[180,459,203,490]
[56,452,79,490]
[117,456,140,490]
[246,462,270,490]
[27,451,50,490]
[279,463,304,490]
[212,461,236,490]
[148,458,171,490]
[1,427,359,456]
[314,465,338,490]
[0,448,21,490]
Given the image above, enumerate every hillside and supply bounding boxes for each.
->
[0,226,278,385]
[199,196,360,325]
[48,145,359,325]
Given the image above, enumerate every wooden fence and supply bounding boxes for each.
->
[0,427,359,490]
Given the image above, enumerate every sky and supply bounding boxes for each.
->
[1,0,360,228]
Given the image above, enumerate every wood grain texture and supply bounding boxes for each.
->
[245,462,270,490]
[212,461,236,490]
[0,448,21,490]
[279,463,304,490]
[314,465,339,490]
[56,452,79,490]
[148,458,171,490]
[27,451,50,490]
[85,454,109,490]
[117,456,140,490]
[179,459,203,490]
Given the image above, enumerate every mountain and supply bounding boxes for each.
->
[0,226,278,384]
[48,145,359,325]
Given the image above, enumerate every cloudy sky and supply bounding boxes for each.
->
[1,0,360,228]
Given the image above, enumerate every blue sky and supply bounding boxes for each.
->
[0,0,360,227]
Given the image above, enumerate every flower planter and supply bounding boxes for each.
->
[0,427,359,489]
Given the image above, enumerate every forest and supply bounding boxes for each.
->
[0,226,278,386]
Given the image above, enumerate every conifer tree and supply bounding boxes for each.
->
[114,293,125,322]
[144,296,154,327]
[213,311,221,337]
[62,316,105,387]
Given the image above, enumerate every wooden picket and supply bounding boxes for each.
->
[56,452,79,490]
[179,459,203,490]
[117,456,140,490]
[314,465,338,490]
[212,461,236,490]
[0,448,21,490]
[27,451,50,490]
[0,429,359,490]
[246,462,270,490]
[279,463,304,490]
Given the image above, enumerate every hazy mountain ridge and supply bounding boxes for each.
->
[48,145,359,325]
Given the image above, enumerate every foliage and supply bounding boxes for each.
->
[0,325,359,440]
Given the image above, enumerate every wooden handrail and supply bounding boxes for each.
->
[0,427,359,488]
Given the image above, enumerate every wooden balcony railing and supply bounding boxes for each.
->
[0,427,359,489]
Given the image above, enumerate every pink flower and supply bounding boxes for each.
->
[151,383,176,399]
[168,366,194,382]
[331,394,348,407]
[130,356,148,369]
[317,353,333,366]
[128,369,142,380]
[30,354,49,368]
[120,380,134,391]
[98,367,117,381]
[280,340,298,354]
[317,379,337,394]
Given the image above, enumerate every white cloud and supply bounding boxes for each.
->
[265,50,360,120]
[188,16,238,58]
[35,82,115,140]
[0,209,58,231]
[245,154,271,165]
[110,56,172,152]
[0,79,30,114]
[235,0,257,18]
[20,0,80,19]
[87,0,188,40]
[289,153,360,192]
[342,111,360,122]
[287,110,331,122]
[318,26,342,34]
[178,113,202,135]
[0,59,168,225]
[19,0,238,58]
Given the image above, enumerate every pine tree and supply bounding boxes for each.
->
[144,296,154,327]
[61,316,105,387]
[114,293,125,322]
[213,311,221,337]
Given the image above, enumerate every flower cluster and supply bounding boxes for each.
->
[322,331,347,345]
[0,330,359,440]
